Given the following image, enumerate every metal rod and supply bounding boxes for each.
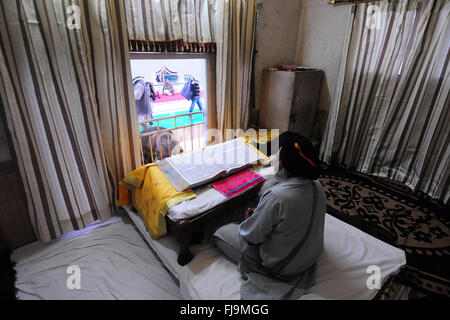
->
[138,134,145,165]
[139,122,204,138]
[149,136,154,163]
[157,121,162,161]
[183,126,187,152]
[190,114,193,152]
[138,111,202,125]
[328,0,381,5]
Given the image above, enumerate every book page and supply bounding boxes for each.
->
[167,150,225,186]
[204,139,262,172]
[158,138,263,191]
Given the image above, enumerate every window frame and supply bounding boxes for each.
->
[129,52,216,131]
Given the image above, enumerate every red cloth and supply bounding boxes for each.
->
[211,169,264,199]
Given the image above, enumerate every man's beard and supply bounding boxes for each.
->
[258,166,291,197]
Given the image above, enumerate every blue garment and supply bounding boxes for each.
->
[189,96,203,113]
[190,80,201,97]
[188,80,202,113]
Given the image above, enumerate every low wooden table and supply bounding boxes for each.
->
[165,181,263,266]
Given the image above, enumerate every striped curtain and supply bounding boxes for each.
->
[125,0,216,53]
[0,0,140,242]
[84,0,141,189]
[320,0,450,203]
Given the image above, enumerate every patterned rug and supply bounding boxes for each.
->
[319,166,450,298]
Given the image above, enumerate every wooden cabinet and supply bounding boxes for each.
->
[258,69,323,139]
[0,107,36,251]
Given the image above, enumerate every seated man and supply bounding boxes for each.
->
[213,132,327,299]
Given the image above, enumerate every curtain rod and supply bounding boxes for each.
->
[328,0,382,5]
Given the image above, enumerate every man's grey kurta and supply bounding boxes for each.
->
[214,176,327,299]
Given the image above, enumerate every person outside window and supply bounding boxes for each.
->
[188,78,203,114]
[133,76,153,129]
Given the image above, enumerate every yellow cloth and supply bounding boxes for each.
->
[118,164,195,239]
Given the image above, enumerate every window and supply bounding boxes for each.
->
[130,53,214,164]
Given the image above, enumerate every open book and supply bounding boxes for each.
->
[157,138,264,191]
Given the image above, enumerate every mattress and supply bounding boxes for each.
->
[12,217,181,300]
[125,206,407,300]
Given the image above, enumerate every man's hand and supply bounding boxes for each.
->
[244,208,256,220]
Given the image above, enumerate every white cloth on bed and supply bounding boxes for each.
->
[13,217,181,300]
[126,206,406,300]
[167,185,226,221]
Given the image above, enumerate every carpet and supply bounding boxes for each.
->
[319,166,450,298]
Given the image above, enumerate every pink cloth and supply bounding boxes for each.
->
[211,169,264,199]
[154,91,204,104]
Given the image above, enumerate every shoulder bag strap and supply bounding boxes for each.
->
[270,180,317,278]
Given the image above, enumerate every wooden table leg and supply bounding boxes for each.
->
[175,219,193,266]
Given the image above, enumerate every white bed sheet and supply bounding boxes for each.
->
[12,217,181,300]
[126,206,406,300]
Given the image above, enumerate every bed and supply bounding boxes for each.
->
[12,217,181,300]
[120,144,408,299]
[125,205,407,300]
[11,139,408,300]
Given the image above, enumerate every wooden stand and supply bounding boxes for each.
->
[166,182,263,266]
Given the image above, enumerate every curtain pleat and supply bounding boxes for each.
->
[84,0,141,189]
[209,0,257,133]
[320,0,450,204]
[124,0,257,134]
[125,0,214,53]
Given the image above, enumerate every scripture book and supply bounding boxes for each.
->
[157,138,264,191]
